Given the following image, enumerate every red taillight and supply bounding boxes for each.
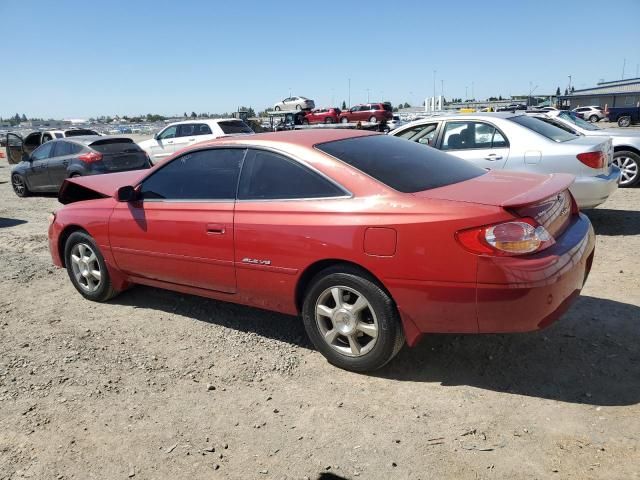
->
[78,151,102,163]
[456,217,555,256]
[577,151,605,169]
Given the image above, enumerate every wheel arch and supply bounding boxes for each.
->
[613,145,640,157]
[294,259,391,313]
[57,224,89,267]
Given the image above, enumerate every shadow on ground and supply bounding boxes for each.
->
[0,217,27,228]
[113,288,639,407]
[586,208,640,236]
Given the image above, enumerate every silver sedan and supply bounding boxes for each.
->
[389,112,620,209]
[529,110,640,187]
[273,96,315,111]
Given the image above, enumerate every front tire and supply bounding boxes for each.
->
[613,151,640,187]
[11,174,30,197]
[274,106,281,111]
[369,116,378,123]
[325,117,334,124]
[302,266,405,372]
[340,117,349,124]
[618,116,631,127]
[589,115,599,123]
[64,231,118,302]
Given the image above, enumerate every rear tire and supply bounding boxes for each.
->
[325,117,334,124]
[612,151,640,187]
[618,116,631,127]
[64,231,118,302]
[589,115,599,123]
[274,106,281,111]
[302,265,405,372]
[302,119,309,125]
[11,174,30,197]
[369,116,378,123]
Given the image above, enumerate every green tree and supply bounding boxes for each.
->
[191,111,197,118]
[20,114,27,122]
[564,88,569,95]
[571,86,575,93]
[403,102,411,108]
[555,86,561,96]
[341,100,347,109]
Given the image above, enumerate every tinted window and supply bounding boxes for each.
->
[217,120,253,134]
[65,129,99,137]
[557,111,600,131]
[316,135,485,193]
[54,132,64,138]
[196,123,213,135]
[140,148,244,200]
[53,141,73,156]
[510,115,576,142]
[239,150,344,200]
[42,133,53,143]
[177,124,196,137]
[31,142,54,161]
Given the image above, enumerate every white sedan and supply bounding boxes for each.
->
[138,119,253,163]
[273,96,315,111]
[390,112,620,208]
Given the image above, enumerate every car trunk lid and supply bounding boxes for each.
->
[58,170,148,204]
[89,139,149,171]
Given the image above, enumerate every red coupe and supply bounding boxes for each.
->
[49,130,595,371]
[303,108,341,124]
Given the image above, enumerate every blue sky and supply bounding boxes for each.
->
[1,0,639,118]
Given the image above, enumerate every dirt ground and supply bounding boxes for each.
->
[0,160,639,480]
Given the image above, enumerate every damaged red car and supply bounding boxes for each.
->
[49,130,595,372]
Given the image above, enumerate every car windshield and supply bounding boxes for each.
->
[315,134,485,193]
[509,115,577,142]
[218,121,254,134]
[557,111,600,131]
[65,129,99,137]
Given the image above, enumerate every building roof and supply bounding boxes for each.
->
[560,77,640,98]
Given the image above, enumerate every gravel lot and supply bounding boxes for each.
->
[0,157,639,479]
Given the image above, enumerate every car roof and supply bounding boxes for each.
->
[193,129,377,149]
[402,112,522,124]
[58,135,131,145]
[165,118,243,127]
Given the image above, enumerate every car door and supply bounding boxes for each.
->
[109,147,245,293]
[171,123,199,153]
[23,132,42,155]
[25,141,55,190]
[438,120,510,169]
[148,125,178,161]
[193,122,215,142]
[6,133,24,164]
[234,148,348,307]
[48,140,76,187]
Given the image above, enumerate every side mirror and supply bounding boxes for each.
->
[22,153,31,162]
[153,133,159,140]
[116,185,138,202]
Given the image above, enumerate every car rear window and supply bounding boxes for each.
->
[509,115,577,143]
[65,129,99,137]
[89,138,141,153]
[315,134,485,193]
[218,120,254,135]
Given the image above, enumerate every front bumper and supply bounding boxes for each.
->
[569,166,620,209]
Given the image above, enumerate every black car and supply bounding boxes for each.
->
[11,136,151,197]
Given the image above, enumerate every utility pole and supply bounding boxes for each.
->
[348,78,351,108]
[433,70,437,105]
[441,79,444,98]
[465,86,468,101]
[471,81,474,101]
[622,58,626,79]
[568,75,572,91]
[366,88,370,103]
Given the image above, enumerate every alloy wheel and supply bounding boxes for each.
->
[315,286,379,357]
[12,175,26,196]
[70,243,102,293]
[613,156,639,186]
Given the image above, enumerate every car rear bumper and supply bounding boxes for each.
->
[569,167,620,209]
[386,213,594,345]
[475,212,595,332]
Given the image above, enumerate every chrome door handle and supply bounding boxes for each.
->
[188,138,196,141]
[166,140,174,144]
[484,154,503,160]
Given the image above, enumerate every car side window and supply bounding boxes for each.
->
[140,148,245,200]
[177,124,196,137]
[42,133,53,143]
[442,121,508,150]
[396,123,438,145]
[31,142,54,161]
[52,141,73,157]
[195,123,213,135]
[238,150,345,200]
[158,126,177,140]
